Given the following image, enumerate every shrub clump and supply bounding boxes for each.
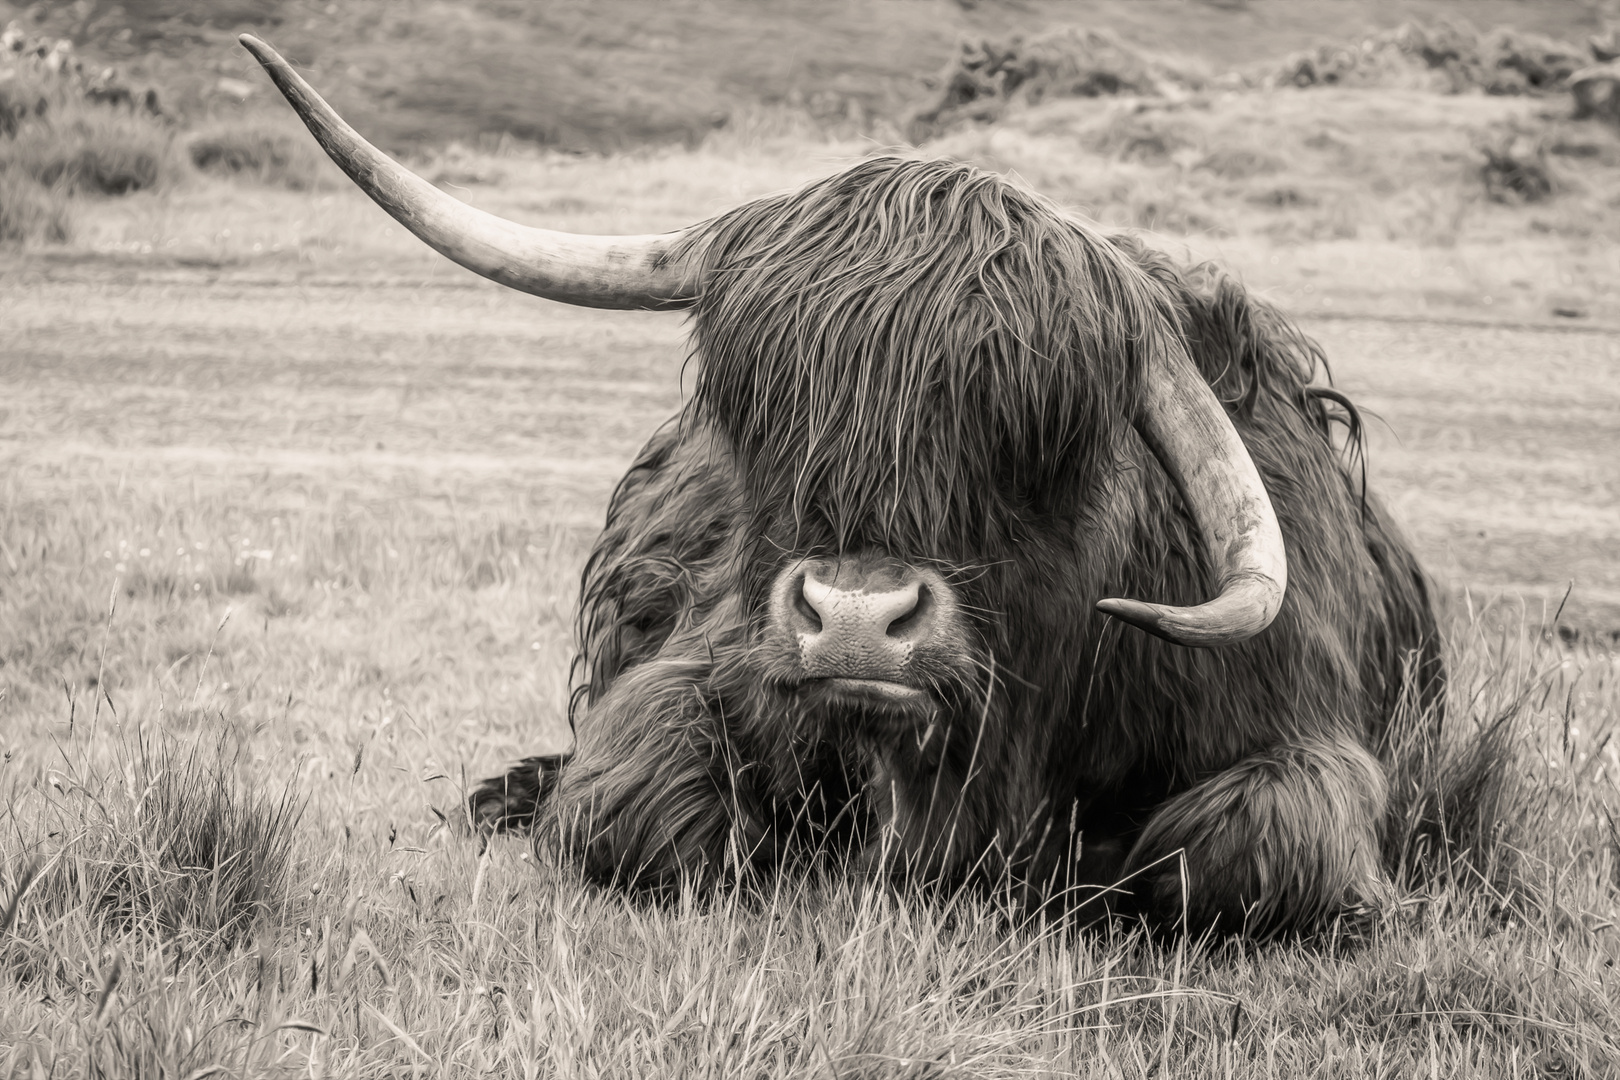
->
[187,118,332,190]
[1478,126,1554,203]
[11,109,174,195]
[0,20,180,218]
[907,29,1197,142]
[1275,20,1591,96]
[0,164,70,244]
[1571,60,1620,126]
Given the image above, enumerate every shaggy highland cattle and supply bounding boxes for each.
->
[245,36,1443,937]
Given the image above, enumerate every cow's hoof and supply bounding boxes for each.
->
[468,754,569,835]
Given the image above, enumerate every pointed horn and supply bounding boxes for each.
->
[1097,345,1288,647]
[238,35,697,310]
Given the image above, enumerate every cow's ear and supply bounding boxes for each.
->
[240,35,700,311]
[1096,345,1286,647]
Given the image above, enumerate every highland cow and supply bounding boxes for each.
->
[245,36,1443,937]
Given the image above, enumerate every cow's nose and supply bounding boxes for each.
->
[802,572,920,638]
[771,558,945,682]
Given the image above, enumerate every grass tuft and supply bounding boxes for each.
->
[0,79,182,197]
[1383,602,1618,918]
[187,116,335,191]
[8,731,304,952]
[123,731,305,941]
[0,166,71,244]
[1384,690,1526,896]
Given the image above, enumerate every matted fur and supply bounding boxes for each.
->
[471,158,1443,938]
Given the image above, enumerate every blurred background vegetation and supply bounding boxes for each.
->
[4,0,1615,150]
[4,0,1620,248]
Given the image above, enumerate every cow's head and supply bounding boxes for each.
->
[242,36,1288,725]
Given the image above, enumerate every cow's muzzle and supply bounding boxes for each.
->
[768,556,967,701]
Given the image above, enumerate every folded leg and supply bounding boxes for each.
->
[1124,732,1389,936]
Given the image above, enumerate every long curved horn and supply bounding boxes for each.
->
[239,35,697,310]
[1096,345,1287,647]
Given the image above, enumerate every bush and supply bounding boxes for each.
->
[14,114,175,195]
[0,167,71,244]
[0,24,181,197]
[187,117,332,190]
[0,71,182,197]
[907,29,1198,142]
[1276,20,1591,96]
[1572,61,1620,125]
[1479,126,1554,203]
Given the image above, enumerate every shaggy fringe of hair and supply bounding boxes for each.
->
[676,157,1175,556]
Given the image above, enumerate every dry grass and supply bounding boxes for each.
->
[1,484,1615,1074]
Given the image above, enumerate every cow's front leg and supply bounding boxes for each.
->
[1123,732,1389,936]
[541,656,763,894]
[470,753,569,833]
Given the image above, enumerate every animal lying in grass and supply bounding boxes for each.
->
[243,35,1443,937]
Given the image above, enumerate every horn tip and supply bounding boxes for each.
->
[1096,597,1164,636]
[239,34,274,64]
[1097,592,1278,648]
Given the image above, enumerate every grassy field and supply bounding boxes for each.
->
[4,8,1620,1074]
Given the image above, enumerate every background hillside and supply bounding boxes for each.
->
[6,0,1615,151]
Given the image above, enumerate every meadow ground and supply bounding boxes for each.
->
[3,103,1620,1076]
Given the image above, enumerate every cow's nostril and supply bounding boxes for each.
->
[793,577,823,633]
[886,583,930,637]
[800,572,837,630]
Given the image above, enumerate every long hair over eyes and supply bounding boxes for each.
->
[675,156,1181,559]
